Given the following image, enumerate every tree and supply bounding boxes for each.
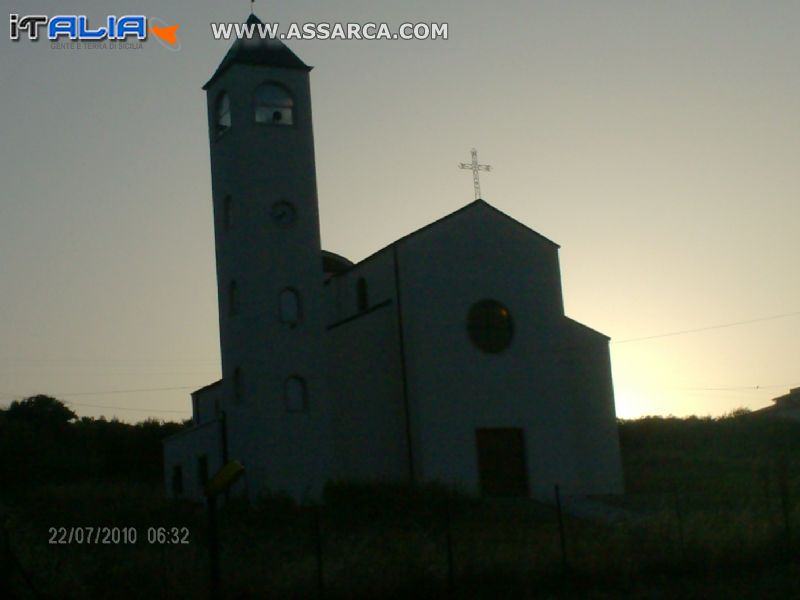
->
[6,395,77,426]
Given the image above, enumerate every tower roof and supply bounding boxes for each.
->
[203,14,311,90]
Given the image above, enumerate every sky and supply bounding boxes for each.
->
[1,1,798,422]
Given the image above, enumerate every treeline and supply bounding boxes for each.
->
[0,395,187,486]
[619,411,800,496]
[3,395,800,494]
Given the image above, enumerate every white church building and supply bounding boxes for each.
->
[163,14,624,502]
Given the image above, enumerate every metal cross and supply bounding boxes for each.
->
[458,148,491,200]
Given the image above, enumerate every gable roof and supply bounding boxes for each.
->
[564,317,611,341]
[191,379,222,397]
[326,199,559,282]
[203,14,311,90]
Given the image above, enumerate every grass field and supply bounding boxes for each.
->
[4,411,800,598]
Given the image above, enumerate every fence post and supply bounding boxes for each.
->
[554,484,568,574]
[207,494,221,600]
[760,464,777,532]
[1,516,9,598]
[313,506,325,598]
[1,518,41,599]
[672,486,686,562]
[777,457,792,553]
[444,505,455,598]
[160,544,168,594]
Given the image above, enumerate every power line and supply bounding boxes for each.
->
[0,357,218,365]
[0,385,201,415]
[613,310,800,344]
[0,385,198,398]
[55,385,196,397]
[0,308,796,415]
[61,400,188,414]
[669,382,800,392]
[615,382,799,393]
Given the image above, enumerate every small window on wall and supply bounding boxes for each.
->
[214,92,231,136]
[234,367,243,403]
[197,454,209,487]
[254,83,294,125]
[172,465,184,496]
[356,278,368,312]
[223,195,232,230]
[285,376,307,412]
[279,288,302,326]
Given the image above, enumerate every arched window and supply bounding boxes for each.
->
[228,280,238,316]
[197,454,209,487]
[233,367,243,402]
[357,278,368,312]
[279,288,302,326]
[223,195,232,230]
[254,83,293,125]
[284,376,307,412]
[214,92,231,136]
[172,465,183,496]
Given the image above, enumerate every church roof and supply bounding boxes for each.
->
[322,250,354,274]
[203,14,311,90]
[410,199,560,250]
[564,317,611,341]
[192,379,222,396]
[326,200,559,282]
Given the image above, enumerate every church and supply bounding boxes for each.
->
[163,14,624,502]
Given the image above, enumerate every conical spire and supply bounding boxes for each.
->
[203,14,311,90]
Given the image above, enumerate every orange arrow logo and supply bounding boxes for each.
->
[151,23,179,46]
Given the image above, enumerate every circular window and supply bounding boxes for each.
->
[270,201,296,227]
[467,300,513,353]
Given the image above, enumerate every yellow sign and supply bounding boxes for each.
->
[204,460,245,497]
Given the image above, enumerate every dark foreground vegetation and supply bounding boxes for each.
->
[3,396,800,598]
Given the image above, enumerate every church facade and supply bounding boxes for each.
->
[163,15,624,502]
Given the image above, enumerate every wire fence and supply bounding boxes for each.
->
[4,479,800,598]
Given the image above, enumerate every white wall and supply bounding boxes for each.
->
[325,250,411,482]
[396,202,623,497]
[204,59,333,500]
[327,307,410,481]
[192,381,223,425]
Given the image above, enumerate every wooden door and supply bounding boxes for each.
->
[475,428,529,497]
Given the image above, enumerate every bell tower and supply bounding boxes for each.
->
[203,14,331,499]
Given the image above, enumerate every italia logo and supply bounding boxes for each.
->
[9,14,180,49]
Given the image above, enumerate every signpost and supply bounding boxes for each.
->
[204,460,245,599]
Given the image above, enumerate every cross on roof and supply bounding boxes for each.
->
[458,148,491,200]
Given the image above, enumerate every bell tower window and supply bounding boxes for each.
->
[254,83,293,125]
[214,92,231,137]
[172,465,183,496]
[285,376,307,412]
[279,288,302,326]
